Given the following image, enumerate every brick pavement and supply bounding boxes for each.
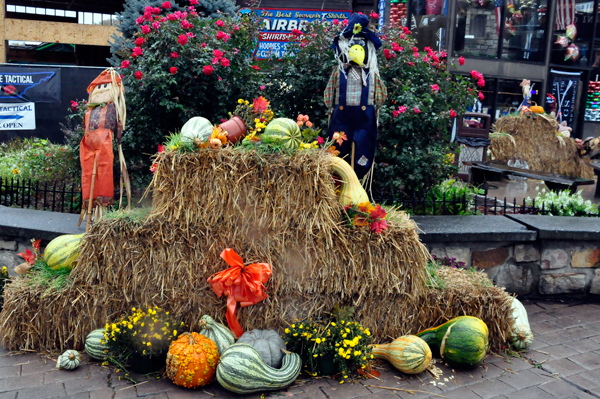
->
[1,300,600,399]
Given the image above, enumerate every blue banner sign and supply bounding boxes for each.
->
[246,8,351,60]
[378,0,386,31]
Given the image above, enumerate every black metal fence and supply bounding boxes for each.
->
[390,192,600,217]
[0,177,82,213]
[2,177,599,217]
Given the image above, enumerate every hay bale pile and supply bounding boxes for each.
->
[490,114,593,179]
[1,150,513,353]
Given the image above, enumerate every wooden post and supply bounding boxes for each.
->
[85,157,98,232]
[351,142,356,170]
[0,3,6,63]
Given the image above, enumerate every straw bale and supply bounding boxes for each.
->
[0,150,511,354]
[490,114,593,179]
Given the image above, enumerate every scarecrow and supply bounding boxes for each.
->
[324,13,387,180]
[78,68,130,230]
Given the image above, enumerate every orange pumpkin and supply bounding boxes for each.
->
[166,332,219,389]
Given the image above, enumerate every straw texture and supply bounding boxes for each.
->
[490,114,593,179]
[0,150,511,353]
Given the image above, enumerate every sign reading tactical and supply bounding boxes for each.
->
[0,66,61,102]
[0,102,36,130]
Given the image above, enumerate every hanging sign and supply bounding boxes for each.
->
[378,0,386,31]
[549,69,581,129]
[0,103,36,130]
[0,66,60,102]
[246,8,351,60]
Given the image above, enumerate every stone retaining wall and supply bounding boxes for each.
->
[427,241,600,296]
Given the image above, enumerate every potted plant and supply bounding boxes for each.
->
[222,96,274,143]
[283,315,374,384]
[103,305,185,377]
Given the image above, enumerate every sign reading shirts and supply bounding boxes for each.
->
[248,8,351,60]
[0,66,61,102]
[0,103,36,130]
[549,69,582,130]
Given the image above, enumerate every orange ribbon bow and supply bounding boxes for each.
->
[207,248,272,338]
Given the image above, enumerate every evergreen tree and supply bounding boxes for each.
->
[108,0,238,66]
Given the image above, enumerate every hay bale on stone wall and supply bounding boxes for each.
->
[490,114,593,179]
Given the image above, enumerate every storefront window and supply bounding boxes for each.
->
[411,0,448,51]
[551,0,595,67]
[454,0,499,58]
[502,0,548,62]
[496,79,543,116]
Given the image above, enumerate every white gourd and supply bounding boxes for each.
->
[56,350,81,370]
[509,297,534,350]
[181,117,213,145]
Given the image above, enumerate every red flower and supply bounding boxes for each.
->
[216,31,230,41]
[384,49,392,60]
[135,71,143,80]
[150,163,158,173]
[370,204,387,220]
[393,110,400,118]
[17,239,40,265]
[459,56,465,66]
[203,65,214,76]
[332,19,339,25]
[221,58,230,67]
[414,107,421,114]
[132,47,143,57]
[121,60,130,69]
[171,51,179,58]
[158,145,165,153]
[470,70,482,80]
[479,92,485,100]
[141,25,151,34]
[431,84,439,92]
[342,19,348,27]
[135,37,144,46]
[317,136,325,145]
[162,1,171,9]
[478,78,485,87]
[215,19,224,27]
[170,67,178,74]
[251,65,260,70]
[213,49,223,58]
[392,42,402,52]
[167,13,177,21]
[202,42,207,48]
[402,26,410,34]
[181,20,193,29]
[450,109,457,118]
[407,62,414,66]
[370,12,379,19]
[291,28,303,36]
[135,16,144,25]
[71,100,78,110]
[190,0,199,4]
[178,34,188,45]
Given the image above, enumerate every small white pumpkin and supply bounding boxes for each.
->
[237,329,286,368]
[509,297,534,350]
[180,116,213,145]
[56,349,81,370]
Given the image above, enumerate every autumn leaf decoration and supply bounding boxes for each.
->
[252,96,269,114]
[344,202,389,233]
[17,239,41,265]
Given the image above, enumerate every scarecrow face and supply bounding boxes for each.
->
[348,37,367,66]
[90,83,114,104]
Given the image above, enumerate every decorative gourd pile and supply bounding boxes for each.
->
[0,149,515,357]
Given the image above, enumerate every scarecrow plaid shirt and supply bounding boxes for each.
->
[324,66,387,111]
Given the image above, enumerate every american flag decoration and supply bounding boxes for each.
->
[554,0,576,31]
[494,0,503,35]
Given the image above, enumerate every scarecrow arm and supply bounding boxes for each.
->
[116,121,123,144]
[324,68,340,112]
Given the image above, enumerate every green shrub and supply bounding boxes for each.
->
[526,188,599,216]
[0,137,78,183]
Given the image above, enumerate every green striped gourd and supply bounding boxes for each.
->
[509,297,534,350]
[44,233,85,271]
[85,329,109,360]
[198,315,235,355]
[372,335,432,374]
[330,156,369,206]
[216,343,301,394]
[181,117,213,145]
[261,118,302,150]
[56,350,80,370]
[416,316,489,367]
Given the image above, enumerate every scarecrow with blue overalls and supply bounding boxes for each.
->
[324,13,387,180]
